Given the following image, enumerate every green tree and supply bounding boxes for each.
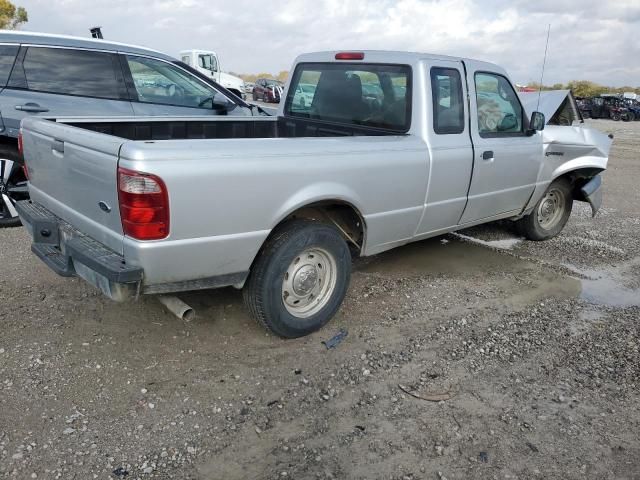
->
[0,0,27,29]
[565,80,606,98]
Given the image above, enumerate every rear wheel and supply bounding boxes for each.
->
[622,111,634,122]
[0,159,27,228]
[515,178,573,241]
[243,220,351,338]
[0,142,26,228]
[611,112,621,121]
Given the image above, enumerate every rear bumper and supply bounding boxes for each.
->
[16,200,142,301]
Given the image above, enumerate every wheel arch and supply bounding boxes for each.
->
[523,164,606,216]
[553,166,605,203]
[238,196,366,289]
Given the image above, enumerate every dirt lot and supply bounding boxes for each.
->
[1,120,639,480]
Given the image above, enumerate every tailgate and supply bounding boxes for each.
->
[21,117,125,254]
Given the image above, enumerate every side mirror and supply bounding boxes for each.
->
[528,111,545,134]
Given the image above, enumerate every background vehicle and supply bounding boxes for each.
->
[0,31,254,227]
[18,50,611,339]
[622,98,640,121]
[580,95,631,121]
[179,49,245,99]
[291,83,315,108]
[252,78,283,103]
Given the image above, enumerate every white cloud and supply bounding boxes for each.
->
[15,0,640,86]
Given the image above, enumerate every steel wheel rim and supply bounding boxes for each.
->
[537,188,565,230]
[282,247,338,318]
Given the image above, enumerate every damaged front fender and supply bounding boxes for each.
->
[580,174,602,217]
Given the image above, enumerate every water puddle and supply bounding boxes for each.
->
[359,234,639,310]
[453,232,523,250]
[565,263,640,308]
[358,236,533,276]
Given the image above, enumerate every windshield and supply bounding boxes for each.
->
[198,54,218,72]
[285,62,412,132]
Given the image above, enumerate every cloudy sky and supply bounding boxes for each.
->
[16,0,640,86]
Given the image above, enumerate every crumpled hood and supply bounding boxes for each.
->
[520,90,573,122]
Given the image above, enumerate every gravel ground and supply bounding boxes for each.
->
[1,119,639,480]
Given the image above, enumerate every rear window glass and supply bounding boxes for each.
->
[0,45,18,86]
[285,62,411,132]
[431,67,464,134]
[21,47,123,100]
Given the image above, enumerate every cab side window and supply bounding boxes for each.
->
[431,67,464,134]
[474,72,523,136]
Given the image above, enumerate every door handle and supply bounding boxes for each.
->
[51,139,64,154]
[482,150,494,161]
[15,103,49,113]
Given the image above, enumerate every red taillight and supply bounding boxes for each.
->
[118,167,169,240]
[335,52,364,60]
[18,131,28,179]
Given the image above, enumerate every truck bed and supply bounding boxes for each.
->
[60,116,400,141]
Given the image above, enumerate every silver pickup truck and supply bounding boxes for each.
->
[16,50,611,338]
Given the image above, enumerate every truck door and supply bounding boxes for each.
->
[459,65,542,224]
[415,61,473,235]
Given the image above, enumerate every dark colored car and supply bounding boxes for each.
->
[579,96,630,121]
[252,78,283,103]
[0,31,254,228]
[622,99,640,121]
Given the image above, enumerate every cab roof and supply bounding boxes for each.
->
[0,30,174,61]
[294,50,506,75]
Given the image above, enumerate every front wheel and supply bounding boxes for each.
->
[243,220,351,338]
[515,178,573,241]
[611,112,621,121]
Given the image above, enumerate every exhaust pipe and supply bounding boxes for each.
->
[158,295,195,322]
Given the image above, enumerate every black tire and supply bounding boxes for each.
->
[611,112,621,121]
[622,111,634,122]
[252,91,257,101]
[0,140,25,228]
[243,220,351,338]
[515,178,573,241]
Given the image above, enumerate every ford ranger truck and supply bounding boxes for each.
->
[16,51,611,338]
